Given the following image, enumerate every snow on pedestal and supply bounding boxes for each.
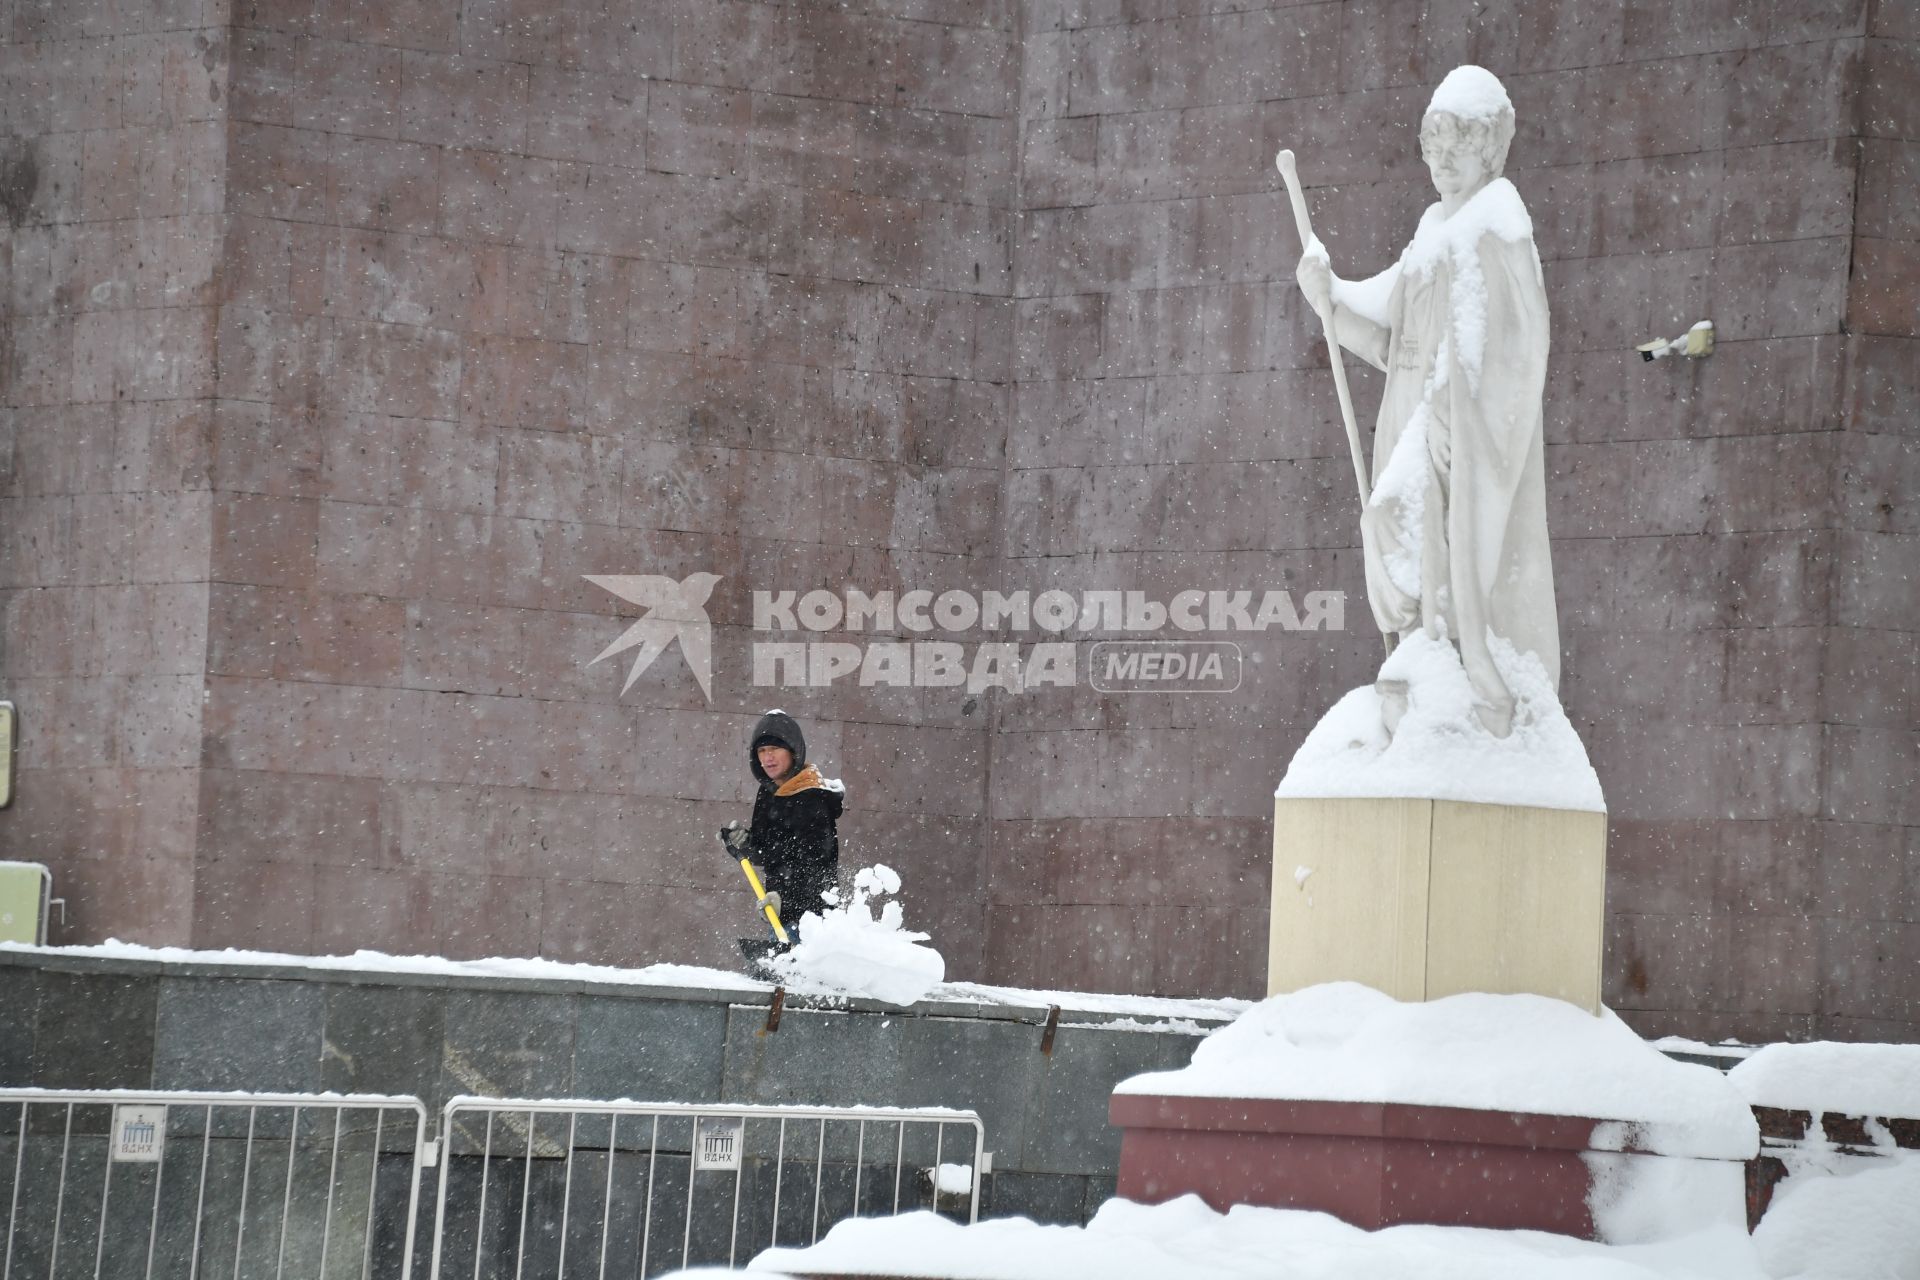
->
[1276,632,1602,813]
[1270,635,1609,1012]
[1107,984,1756,1244]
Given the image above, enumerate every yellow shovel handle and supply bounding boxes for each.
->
[738,857,789,945]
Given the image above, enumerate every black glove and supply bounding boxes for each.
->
[720,821,750,853]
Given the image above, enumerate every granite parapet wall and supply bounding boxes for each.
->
[0,951,1208,1226]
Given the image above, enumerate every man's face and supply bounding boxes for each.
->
[757,744,793,779]
[1420,114,1490,199]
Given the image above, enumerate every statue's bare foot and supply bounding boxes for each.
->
[1474,699,1515,738]
[1376,679,1410,739]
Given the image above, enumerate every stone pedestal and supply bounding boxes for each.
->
[1269,797,1607,1013]
[1110,1093,1740,1240]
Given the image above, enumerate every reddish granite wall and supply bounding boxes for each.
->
[0,0,230,944]
[995,0,1919,1040]
[2,0,1914,1039]
[191,0,1016,970]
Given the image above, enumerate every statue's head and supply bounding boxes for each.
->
[1420,66,1515,193]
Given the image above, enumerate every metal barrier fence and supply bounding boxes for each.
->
[0,1090,429,1280]
[427,1098,986,1280]
[0,1091,983,1280]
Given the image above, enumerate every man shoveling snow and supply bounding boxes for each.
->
[720,709,844,973]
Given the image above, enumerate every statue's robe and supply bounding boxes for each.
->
[1328,177,1558,719]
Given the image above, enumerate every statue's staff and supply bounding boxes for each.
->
[1275,150,1369,512]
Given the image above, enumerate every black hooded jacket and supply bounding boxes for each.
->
[746,710,842,922]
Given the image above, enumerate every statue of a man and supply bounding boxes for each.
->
[1296,66,1556,738]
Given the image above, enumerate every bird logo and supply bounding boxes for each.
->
[584,572,723,700]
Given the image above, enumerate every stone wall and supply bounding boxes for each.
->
[993,0,1919,1041]
[0,0,231,943]
[0,952,1212,1227]
[1,0,1915,1040]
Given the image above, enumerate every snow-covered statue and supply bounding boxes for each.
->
[1293,66,1554,740]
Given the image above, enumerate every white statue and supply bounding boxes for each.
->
[1290,66,1556,739]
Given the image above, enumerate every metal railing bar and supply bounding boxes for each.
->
[638,1116,657,1280]
[0,1091,423,1108]
[594,1115,616,1280]
[49,1101,73,1280]
[726,1126,744,1269]
[399,1106,427,1280]
[933,1125,944,1214]
[770,1119,786,1251]
[554,1113,576,1280]
[91,1118,113,1280]
[318,1108,342,1280]
[852,1120,866,1220]
[4,1100,26,1280]
[429,1105,455,1280]
[188,1106,212,1280]
[231,1107,257,1280]
[142,1110,165,1280]
[470,1111,494,1280]
[892,1121,904,1215]
[967,1121,984,1224]
[679,1121,695,1273]
[433,1097,978,1124]
[809,1121,825,1245]
[359,1110,384,1280]
[514,1110,535,1280]
[274,1106,300,1280]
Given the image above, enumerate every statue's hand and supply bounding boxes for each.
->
[1295,251,1333,319]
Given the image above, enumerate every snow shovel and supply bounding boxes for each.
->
[721,823,789,945]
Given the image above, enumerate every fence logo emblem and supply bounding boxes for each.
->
[111,1104,166,1162]
[585,572,723,700]
[693,1116,744,1171]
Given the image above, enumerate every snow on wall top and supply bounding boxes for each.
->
[1728,1042,1920,1120]
[0,940,1249,1026]
[1114,983,1757,1160]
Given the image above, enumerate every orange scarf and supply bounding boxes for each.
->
[773,763,827,796]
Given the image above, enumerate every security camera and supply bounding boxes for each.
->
[1637,320,1714,362]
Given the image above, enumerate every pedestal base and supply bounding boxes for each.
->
[1111,1093,1731,1240]
[1269,796,1607,1012]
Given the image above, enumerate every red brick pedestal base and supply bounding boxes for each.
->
[1112,1092,1627,1239]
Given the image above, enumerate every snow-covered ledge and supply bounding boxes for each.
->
[1108,985,1757,1243]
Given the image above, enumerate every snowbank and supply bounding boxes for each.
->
[1752,1154,1920,1280]
[1728,1042,1920,1119]
[1115,984,1756,1160]
[748,1195,1764,1280]
[1275,630,1605,812]
[768,866,945,1006]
